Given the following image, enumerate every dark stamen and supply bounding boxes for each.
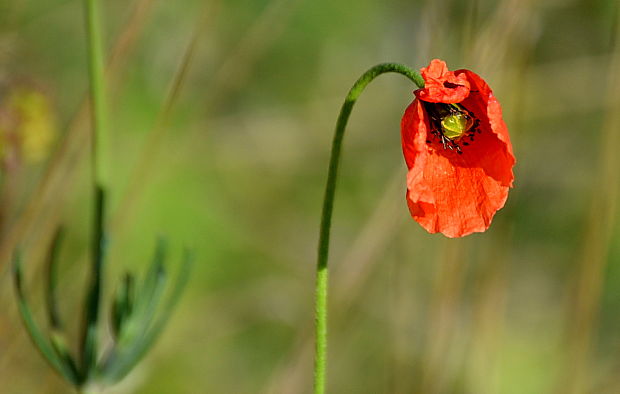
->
[422,102,482,154]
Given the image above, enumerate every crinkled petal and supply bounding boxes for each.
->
[415,59,470,104]
[400,60,515,237]
[400,98,429,169]
[456,69,515,166]
[405,149,509,238]
[400,95,514,237]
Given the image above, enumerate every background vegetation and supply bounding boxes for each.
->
[1,0,619,393]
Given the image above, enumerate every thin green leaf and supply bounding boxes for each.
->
[134,241,167,332]
[13,251,80,385]
[111,273,135,339]
[98,241,169,380]
[50,329,81,381]
[45,228,64,330]
[139,237,167,309]
[100,249,193,383]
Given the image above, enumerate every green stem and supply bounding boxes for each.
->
[84,0,108,189]
[82,0,108,383]
[313,63,423,394]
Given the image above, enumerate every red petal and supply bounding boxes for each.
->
[415,59,471,104]
[400,95,514,237]
[456,69,515,166]
[401,60,515,237]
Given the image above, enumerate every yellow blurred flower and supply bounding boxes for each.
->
[0,87,57,164]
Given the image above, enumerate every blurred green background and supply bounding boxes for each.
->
[1,0,620,393]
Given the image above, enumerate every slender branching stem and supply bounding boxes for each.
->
[313,63,423,394]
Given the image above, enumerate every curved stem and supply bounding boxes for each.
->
[313,63,424,394]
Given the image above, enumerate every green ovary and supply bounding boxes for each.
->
[441,112,472,140]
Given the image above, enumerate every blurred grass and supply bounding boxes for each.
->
[1,0,620,393]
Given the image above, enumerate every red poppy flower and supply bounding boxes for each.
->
[401,59,515,238]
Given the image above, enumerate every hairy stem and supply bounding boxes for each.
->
[313,63,423,394]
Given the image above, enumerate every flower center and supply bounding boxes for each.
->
[441,111,473,140]
[423,102,480,154]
